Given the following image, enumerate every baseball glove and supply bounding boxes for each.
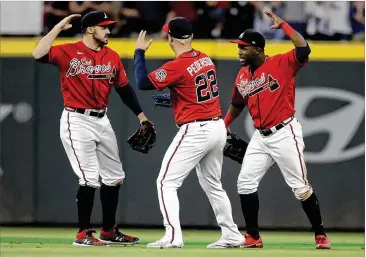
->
[223,131,248,164]
[127,121,156,154]
[152,91,172,109]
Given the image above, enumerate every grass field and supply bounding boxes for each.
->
[0,227,364,257]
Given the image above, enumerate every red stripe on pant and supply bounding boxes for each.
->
[67,112,88,185]
[160,124,189,243]
[289,124,307,185]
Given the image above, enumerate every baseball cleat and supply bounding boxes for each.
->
[207,237,245,248]
[243,233,263,248]
[72,229,109,246]
[315,235,331,249]
[146,240,183,248]
[100,225,139,245]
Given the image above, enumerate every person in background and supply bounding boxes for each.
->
[161,2,197,38]
[351,1,365,41]
[68,1,114,35]
[206,1,230,38]
[282,1,306,36]
[304,1,333,41]
[44,1,72,37]
[328,1,352,41]
[221,1,256,39]
[252,1,285,40]
[117,1,168,38]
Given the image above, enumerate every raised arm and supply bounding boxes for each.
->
[32,14,81,59]
[134,30,156,90]
[264,11,310,63]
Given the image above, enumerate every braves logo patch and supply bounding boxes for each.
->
[155,69,167,82]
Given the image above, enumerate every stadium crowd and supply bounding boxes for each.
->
[43,1,365,41]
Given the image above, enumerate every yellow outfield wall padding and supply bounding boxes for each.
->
[0,38,364,61]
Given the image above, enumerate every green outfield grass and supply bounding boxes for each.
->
[0,227,364,257]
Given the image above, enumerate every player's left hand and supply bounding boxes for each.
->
[127,120,156,154]
[135,30,153,51]
[264,11,284,29]
[223,131,248,164]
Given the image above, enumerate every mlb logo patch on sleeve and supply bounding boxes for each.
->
[156,69,167,82]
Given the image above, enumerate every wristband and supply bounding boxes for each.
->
[224,113,235,128]
[281,22,296,37]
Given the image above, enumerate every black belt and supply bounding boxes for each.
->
[259,123,284,136]
[259,116,294,136]
[65,107,106,118]
[177,116,221,128]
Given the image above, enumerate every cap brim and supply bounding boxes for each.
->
[97,20,117,26]
[162,24,169,33]
[229,39,251,46]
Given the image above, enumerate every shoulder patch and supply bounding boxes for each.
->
[155,69,167,82]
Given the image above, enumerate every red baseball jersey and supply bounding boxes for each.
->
[148,50,222,124]
[231,49,306,129]
[40,41,128,109]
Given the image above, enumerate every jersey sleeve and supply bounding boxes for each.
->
[37,45,64,66]
[114,58,129,88]
[280,49,307,75]
[148,61,182,91]
[231,85,246,108]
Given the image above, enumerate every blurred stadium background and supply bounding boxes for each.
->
[0,1,364,257]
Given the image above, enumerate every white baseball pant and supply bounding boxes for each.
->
[238,117,312,200]
[156,119,243,244]
[60,109,125,188]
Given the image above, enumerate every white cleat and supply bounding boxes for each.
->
[207,238,244,249]
[146,240,184,248]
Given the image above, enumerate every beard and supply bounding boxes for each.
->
[240,55,255,66]
[94,35,108,46]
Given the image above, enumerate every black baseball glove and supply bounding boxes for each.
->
[223,131,248,164]
[127,121,156,153]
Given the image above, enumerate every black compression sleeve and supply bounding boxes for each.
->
[295,43,311,63]
[115,83,143,116]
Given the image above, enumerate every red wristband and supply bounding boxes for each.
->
[224,113,235,128]
[281,22,295,37]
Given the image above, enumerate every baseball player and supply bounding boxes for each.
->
[133,17,244,248]
[32,11,152,246]
[224,11,331,249]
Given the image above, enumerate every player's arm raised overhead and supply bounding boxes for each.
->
[264,11,310,63]
[134,30,156,90]
[134,30,182,91]
[32,14,81,59]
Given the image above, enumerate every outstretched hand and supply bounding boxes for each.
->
[135,30,153,51]
[264,11,284,29]
[56,14,81,31]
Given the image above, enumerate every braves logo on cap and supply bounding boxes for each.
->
[231,29,265,48]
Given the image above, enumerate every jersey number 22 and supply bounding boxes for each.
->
[195,69,219,103]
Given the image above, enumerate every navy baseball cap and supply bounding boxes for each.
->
[81,11,116,29]
[162,17,193,39]
[230,29,266,49]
